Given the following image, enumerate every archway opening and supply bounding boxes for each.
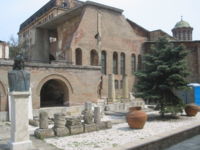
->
[40,79,69,107]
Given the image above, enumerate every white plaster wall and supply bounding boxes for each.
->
[5,46,9,59]
[0,45,3,58]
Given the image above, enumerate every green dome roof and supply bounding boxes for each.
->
[174,19,191,28]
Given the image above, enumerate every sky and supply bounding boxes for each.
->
[0,0,199,42]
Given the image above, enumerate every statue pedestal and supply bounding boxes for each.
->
[9,92,32,150]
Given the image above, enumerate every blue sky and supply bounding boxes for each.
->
[0,0,199,42]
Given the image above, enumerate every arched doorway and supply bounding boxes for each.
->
[40,79,69,107]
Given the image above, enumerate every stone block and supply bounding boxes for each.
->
[94,107,101,124]
[39,111,48,129]
[68,125,84,135]
[96,121,112,130]
[105,121,112,129]
[29,119,39,127]
[34,128,55,139]
[96,122,107,130]
[84,123,97,133]
[54,127,70,137]
[66,117,82,126]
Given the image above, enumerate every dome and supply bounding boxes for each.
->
[174,19,191,29]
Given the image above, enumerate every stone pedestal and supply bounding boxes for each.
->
[108,74,115,103]
[9,92,32,150]
[122,75,129,100]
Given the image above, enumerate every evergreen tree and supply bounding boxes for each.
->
[135,37,189,117]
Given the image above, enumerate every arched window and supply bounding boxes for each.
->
[101,51,107,74]
[120,53,125,75]
[90,50,99,66]
[138,55,142,70]
[131,54,136,74]
[113,52,118,74]
[75,48,82,65]
[120,80,123,89]
[115,80,119,89]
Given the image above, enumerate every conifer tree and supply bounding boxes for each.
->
[135,37,189,117]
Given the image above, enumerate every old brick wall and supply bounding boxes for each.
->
[0,61,101,111]
[70,5,148,98]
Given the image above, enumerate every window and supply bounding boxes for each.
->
[62,2,67,8]
[120,53,125,75]
[131,54,136,74]
[90,50,99,66]
[138,55,142,70]
[75,48,82,65]
[101,51,107,74]
[113,52,118,74]
[120,80,123,89]
[115,80,119,89]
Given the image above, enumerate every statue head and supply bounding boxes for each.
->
[13,53,25,70]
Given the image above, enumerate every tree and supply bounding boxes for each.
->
[8,36,27,59]
[135,37,189,117]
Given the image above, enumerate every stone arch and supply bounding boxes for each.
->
[0,80,7,111]
[36,74,73,107]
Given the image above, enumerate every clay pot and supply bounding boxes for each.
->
[185,104,199,116]
[127,107,148,129]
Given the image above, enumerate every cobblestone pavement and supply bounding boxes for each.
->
[165,134,200,150]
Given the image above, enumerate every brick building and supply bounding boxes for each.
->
[0,0,199,120]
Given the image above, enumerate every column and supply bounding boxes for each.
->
[9,91,32,150]
[122,74,129,100]
[108,74,115,103]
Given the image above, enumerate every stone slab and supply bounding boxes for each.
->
[68,125,84,135]
[34,128,55,139]
[54,127,70,137]
[96,122,107,130]
[96,121,112,130]
[105,121,112,129]
[84,123,97,133]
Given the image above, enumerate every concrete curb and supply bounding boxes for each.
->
[106,122,200,150]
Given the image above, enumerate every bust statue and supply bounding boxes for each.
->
[8,54,30,92]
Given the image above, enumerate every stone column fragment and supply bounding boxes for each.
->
[39,111,48,129]
[108,74,115,103]
[94,107,101,124]
[122,74,129,99]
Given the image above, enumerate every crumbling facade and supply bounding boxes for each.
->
[0,0,200,120]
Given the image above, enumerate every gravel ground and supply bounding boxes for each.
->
[45,112,200,150]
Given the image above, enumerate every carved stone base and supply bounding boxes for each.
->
[84,123,97,133]
[68,125,84,135]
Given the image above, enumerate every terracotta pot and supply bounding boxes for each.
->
[126,107,147,129]
[185,104,199,116]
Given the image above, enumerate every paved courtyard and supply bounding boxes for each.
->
[0,112,200,150]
